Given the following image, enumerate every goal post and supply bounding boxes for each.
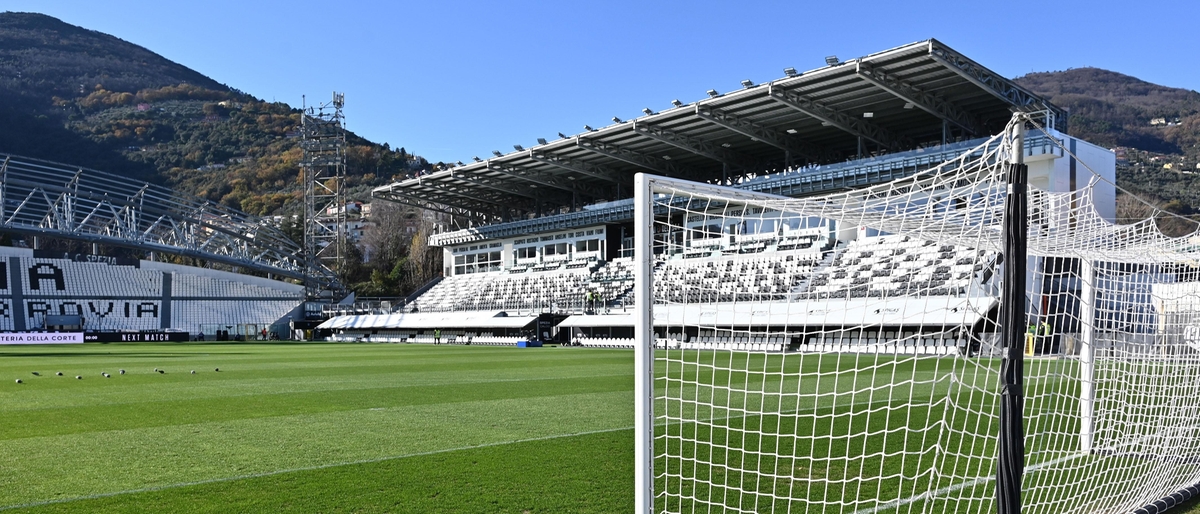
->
[634,172,653,514]
[633,113,1200,514]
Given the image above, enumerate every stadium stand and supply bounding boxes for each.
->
[803,235,997,299]
[317,39,1112,357]
[0,247,303,337]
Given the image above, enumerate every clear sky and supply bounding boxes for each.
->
[6,0,1199,163]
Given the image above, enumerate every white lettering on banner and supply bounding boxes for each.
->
[0,332,85,344]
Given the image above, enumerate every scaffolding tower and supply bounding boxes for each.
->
[300,92,347,298]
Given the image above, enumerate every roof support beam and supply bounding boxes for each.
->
[527,150,630,186]
[765,83,912,150]
[484,161,608,201]
[573,137,680,177]
[854,61,984,136]
[447,169,555,201]
[692,104,828,162]
[372,187,503,223]
[632,120,762,171]
[385,177,521,211]
[408,185,513,209]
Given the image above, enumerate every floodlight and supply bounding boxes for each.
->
[706,89,719,98]
[456,161,464,166]
[863,112,874,118]
[825,55,839,65]
[784,67,798,77]
[537,137,548,145]
[821,121,832,127]
[643,108,654,115]
[473,156,482,162]
[671,99,683,107]
[612,117,622,123]
[513,144,524,151]
[741,80,754,88]
[492,150,503,157]
[558,132,569,139]
[786,128,798,134]
[721,143,732,148]
[584,125,594,131]
[662,155,672,160]
[903,102,915,109]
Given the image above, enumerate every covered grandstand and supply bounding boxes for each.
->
[0,246,303,338]
[322,39,1114,352]
[374,39,1065,224]
[0,153,328,340]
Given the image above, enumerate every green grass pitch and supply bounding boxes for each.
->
[4,342,1200,513]
[0,343,635,513]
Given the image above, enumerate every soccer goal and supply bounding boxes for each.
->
[634,113,1200,514]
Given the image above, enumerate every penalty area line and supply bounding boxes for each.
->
[0,426,634,511]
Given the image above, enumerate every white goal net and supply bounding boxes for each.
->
[634,113,1200,514]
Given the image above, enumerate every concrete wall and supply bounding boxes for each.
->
[1027,129,1117,223]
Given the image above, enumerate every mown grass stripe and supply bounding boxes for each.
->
[0,426,633,512]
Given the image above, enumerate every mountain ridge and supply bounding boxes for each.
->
[3,12,1200,216]
[0,11,429,215]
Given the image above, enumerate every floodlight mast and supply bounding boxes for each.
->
[300,92,348,299]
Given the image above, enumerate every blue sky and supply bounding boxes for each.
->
[6,0,1199,163]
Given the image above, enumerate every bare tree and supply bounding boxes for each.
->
[401,219,442,293]
[358,202,410,266]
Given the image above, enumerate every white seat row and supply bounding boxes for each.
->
[671,341,785,352]
[577,337,634,349]
[800,344,957,355]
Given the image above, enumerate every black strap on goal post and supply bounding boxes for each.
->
[996,128,1028,514]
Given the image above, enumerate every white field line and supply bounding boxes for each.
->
[0,426,633,511]
[850,451,1089,514]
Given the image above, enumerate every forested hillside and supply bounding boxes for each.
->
[0,12,432,216]
[0,11,442,296]
[1016,68,1200,215]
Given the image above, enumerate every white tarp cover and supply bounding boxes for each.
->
[654,296,997,327]
[318,311,537,330]
[555,296,996,329]
[557,314,636,328]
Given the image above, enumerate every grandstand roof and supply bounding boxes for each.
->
[375,38,1063,222]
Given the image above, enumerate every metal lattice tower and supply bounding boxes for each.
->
[300,92,347,298]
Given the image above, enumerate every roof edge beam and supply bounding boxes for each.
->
[927,40,1066,131]
[765,83,912,150]
[854,61,984,136]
